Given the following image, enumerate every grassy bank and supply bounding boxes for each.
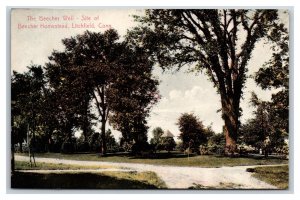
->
[247,165,289,189]
[13,161,166,189]
[16,152,288,168]
[15,160,114,170]
[11,171,167,189]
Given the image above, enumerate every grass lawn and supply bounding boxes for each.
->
[15,160,115,170]
[13,160,167,189]
[247,165,289,189]
[16,152,288,168]
[11,171,167,189]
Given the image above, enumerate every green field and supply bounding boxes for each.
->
[15,160,115,170]
[16,152,288,168]
[248,165,289,189]
[13,160,166,189]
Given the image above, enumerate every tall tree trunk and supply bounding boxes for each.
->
[82,96,89,143]
[221,96,239,155]
[19,141,23,153]
[100,118,107,155]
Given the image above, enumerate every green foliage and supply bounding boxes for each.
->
[61,138,76,154]
[160,137,176,152]
[108,45,159,147]
[105,129,120,153]
[207,133,225,155]
[85,129,119,153]
[45,29,159,155]
[150,127,164,146]
[17,152,288,168]
[129,9,288,153]
[250,22,289,155]
[150,127,176,152]
[45,30,123,154]
[177,113,210,153]
[11,65,51,153]
[240,98,287,155]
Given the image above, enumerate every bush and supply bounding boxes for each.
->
[131,141,152,155]
[120,141,133,152]
[76,141,90,152]
[160,137,176,152]
[199,145,209,155]
[61,141,75,154]
[207,133,225,155]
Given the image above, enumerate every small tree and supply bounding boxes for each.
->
[105,129,119,153]
[240,93,286,157]
[150,127,164,151]
[177,113,209,153]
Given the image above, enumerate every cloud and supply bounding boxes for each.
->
[148,85,223,140]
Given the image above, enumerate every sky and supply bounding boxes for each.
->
[11,9,289,141]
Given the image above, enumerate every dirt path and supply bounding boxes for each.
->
[15,155,281,189]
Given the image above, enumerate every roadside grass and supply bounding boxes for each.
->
[247,165,289,189]
[15,160,115,170]
[16,152,288,168]
[11,171,167,189]
[102,171,167,189]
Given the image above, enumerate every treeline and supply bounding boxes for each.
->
[11,29,159,155]
[12,9,289,157]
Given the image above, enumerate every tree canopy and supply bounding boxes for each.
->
[177,113,210,153]
[27,29,160,155]
[240,17,289,156]
[128,9,288,154]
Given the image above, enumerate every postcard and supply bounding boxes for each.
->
[10,8,289,190]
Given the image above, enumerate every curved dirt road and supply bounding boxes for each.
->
[15,155,280,189]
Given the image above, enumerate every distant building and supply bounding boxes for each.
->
[162,130,174,138]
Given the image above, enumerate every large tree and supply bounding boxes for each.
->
[108,46,159,147]
[46,29,159,155]
[46,30,123,155]
[242,19,289,156]
[254,20,289,137]
[11,65,48,168]
[12,65,47,146]
[46,57,89,153]
[128,9,287,154]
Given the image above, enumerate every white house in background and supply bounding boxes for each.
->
[162,130,174,138]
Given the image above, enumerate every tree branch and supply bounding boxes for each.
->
[92,90,103,117]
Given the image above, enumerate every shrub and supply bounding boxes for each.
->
[76,141,90,152]
[61,141,75,154]
[131,141,152,155]
[199,145,209,155]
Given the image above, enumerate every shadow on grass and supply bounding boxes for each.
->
[129,152,288,161]
[11,172,160,189]
[213,153,287,160]
[128,152,199,160]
